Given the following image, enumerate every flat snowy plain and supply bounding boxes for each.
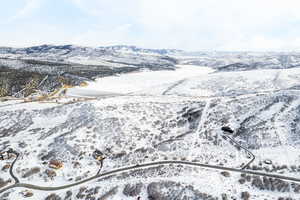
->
[67,65,214,97]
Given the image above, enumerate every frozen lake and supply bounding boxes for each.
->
[67,65,214,97]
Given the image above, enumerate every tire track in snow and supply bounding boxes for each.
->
[162,79,187,95]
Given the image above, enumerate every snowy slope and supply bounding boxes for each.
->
[0,45,178,67]
[2,47,300,199]
[0,45,178,97]
[141,68,300,97]
[178,51,300,70]
[2,93,300,199]
[66,65,214,96]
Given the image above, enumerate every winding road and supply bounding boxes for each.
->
[0,103,277,196]
[1,151,300,195]
[221,133,255,170]
[9,152,20,184]
[0,93,297,196]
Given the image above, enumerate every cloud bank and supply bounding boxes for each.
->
[0,0,300,51]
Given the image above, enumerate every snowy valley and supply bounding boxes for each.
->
[1,45,300,200]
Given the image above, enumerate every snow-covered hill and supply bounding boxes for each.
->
[1,46,300,199]
[3,45,300,72]
[178,51,300,71]
[0,45,178,66]
[0,45,178,97]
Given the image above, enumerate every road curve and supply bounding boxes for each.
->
[9,153,20,184]
[222,134,255,169]
[1,160,300,194]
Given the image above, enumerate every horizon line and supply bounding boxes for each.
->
[1,43,300,53]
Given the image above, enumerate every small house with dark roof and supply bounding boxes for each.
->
[92,149,105,161]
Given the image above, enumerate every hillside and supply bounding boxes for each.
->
[0,45,177,97]
[1,46,300,199]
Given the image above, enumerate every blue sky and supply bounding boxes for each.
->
[1,0,300,51]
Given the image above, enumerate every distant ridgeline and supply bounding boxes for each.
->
[0,45,177,97]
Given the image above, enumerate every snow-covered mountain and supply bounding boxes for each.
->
[0,45,178,97]
[0,44,179,65]
[1,45,300,199]
[2,45,300,74]
[178,51,300,71]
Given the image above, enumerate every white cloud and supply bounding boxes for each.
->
[68,0,300,50]
[8,0,42,23]
[132,0,300,50]
[67,24,136,47]
[2,0,300,50]
[17,0,41,17]
[70,0,139,17]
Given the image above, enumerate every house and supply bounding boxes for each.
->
[0,149,14,160]
[92,149,105,161]
[221,126,234,134]
[49,160,63,169]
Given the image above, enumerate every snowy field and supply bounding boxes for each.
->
[66,65,214,97]
[2,63,300,199]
